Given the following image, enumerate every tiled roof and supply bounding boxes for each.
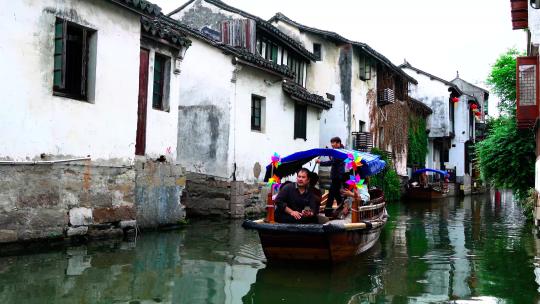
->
[400,61,463,95]
[106,0,162,16]
[282,80,332,110]
[408,97,433,116]
[270,13,418,85]
[159,16,295,78]
[142,17,192,48]
[168,0,316,61]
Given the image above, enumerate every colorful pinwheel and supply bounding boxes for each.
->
[267,175,281,191]
[344,152,363,171]
[346,174,365,191]
[271,152,281,168]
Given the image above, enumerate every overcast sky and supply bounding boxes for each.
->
[153,0,526,113]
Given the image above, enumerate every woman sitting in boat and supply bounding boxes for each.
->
[274,168,319,224]
[334,178,371,219]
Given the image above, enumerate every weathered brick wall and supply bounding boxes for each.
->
[0,159,186,245]
[183,172,267,218]
[135,161,186,228]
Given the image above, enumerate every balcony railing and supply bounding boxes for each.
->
[352,132,373,152]
[377,88,395,106]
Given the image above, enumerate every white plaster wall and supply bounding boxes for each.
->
[452,78,488,121]
[0,0,141,163]
[144,48,181,161]
[272,21,373,149]
[233,67,320,182]
[272,21,348,148]
[449,95,473,178]
[351,48,376,143]
[426,139,439,170]
[177,39,236,177]
[530,5,540,47]
[403,68,451,138]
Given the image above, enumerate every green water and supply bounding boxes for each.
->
[1,194,539,303]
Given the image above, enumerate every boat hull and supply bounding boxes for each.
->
[405,187,447,200]
[246,216,387,263]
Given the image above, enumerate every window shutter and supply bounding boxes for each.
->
[80,29,88,98]
[220,19,256,53]
[294,103,307,140]
[53,19,67,89]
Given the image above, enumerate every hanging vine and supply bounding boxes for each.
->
[407,114,428,167]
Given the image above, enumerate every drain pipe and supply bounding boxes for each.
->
[0,157,91,165]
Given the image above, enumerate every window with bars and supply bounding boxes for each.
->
[251,95,264,131]
[519,64,537,106]
[152,53,169,111]
[53,18,95,101]
[294,103,307,140]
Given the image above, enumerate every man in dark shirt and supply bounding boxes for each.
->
[316,136,346,216]
[274,168,319,224]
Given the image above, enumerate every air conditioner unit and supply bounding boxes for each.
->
[532,0,540,9]
[377,88,395,106]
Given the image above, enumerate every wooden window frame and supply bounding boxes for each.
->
[359,53,371,81]
[294,103,307,140]
[152,53,168,111]
[251,95,263,131]
[53,17,94,101]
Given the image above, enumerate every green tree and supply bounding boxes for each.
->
[475,116,535,200]
[486,49,520,115]
[370,148,401,201]
[477,48,535,204]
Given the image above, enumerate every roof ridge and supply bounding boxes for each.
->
[174,0,316,61]
[399,62,460,91]
[269,12,418,84]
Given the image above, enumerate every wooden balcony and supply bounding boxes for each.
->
[352,132,373,151]
[511,0,528,30]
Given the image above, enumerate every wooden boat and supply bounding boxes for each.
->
[243,189,387,263]
[405,168,449,200]
[242,148,388,263]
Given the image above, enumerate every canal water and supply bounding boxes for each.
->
[1,193,539,303]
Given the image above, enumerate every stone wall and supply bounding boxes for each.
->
[182,172,267,218]
[0,159,186,245]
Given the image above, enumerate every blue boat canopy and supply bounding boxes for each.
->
[412,168,449,176]
[264,148,386,181]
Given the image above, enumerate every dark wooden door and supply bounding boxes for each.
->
[135,48,149,156]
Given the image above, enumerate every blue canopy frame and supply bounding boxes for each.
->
[412,168,449,176]
[263,148,386,181]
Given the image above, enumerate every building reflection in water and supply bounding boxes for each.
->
[1,195,540,303]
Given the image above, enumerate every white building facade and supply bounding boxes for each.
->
[401,62,479,191]
[170,0,330,184]
[0,0,193,243]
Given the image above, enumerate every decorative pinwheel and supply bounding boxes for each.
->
[346,174,365,191]
[267,175,281,191]
[271,152,281,168]
[344,152,363,171]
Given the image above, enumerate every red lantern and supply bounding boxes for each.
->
[451,97,459,103]
[470,103,478,110]
[474,111,481,117]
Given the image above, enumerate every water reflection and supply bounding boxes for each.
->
[0,194,539,303]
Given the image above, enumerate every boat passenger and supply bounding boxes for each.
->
[274,168,319,224]
[316,137,346,217]
[335,179,371,219]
